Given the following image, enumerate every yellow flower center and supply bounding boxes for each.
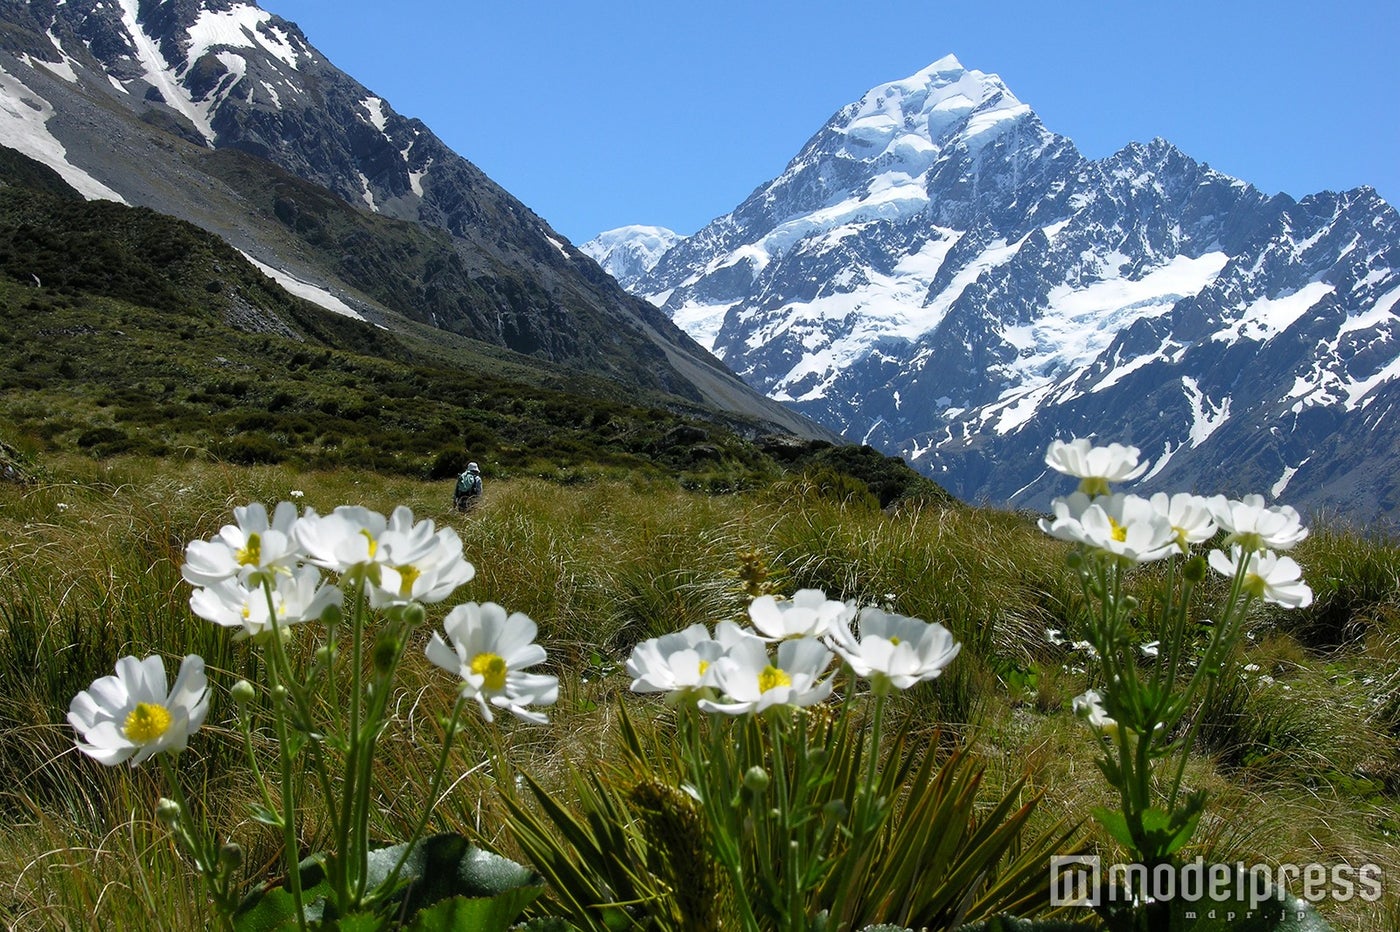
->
[758,665,791,693]
[236,532,262,567]
[396,564,421,596]
[1108,517,1128,543]
[889,635,902,646]
[697,659,710,676]
[470,653,508,692]
[359,529,378,558]
[124,702,172,744]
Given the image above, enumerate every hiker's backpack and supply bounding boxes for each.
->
[455,472,481,498]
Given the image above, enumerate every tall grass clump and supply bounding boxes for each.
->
[762,494,1072,732]
[1280,526,1400,648]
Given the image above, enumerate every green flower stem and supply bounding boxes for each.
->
[691,711,760,932]
[256,585,341,826]
[1165,560,1254,812]
[266,652,308,927]
[255,585,309,931]
[1155,562,1197,721]
[850,686,888,854]
[769,712,803,929]
[158,753,236,930]
[335,578,369,905]
[234,688,282,824]
[350,611,416,904]
[1086,558,1158,862]
[381,693,469,898]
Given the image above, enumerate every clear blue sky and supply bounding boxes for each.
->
[260,0,1398,245]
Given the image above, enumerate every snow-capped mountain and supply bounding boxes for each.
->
[602,55,1400,520]
[0,0,823,438]
[579,225,680,291]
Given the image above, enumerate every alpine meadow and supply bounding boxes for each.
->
[3,1,1400,930]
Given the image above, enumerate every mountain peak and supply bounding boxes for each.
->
[626,51,1400,521]
[579,225,681,290]
[833,54,1030,164]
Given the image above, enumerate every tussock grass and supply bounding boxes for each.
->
[3,454,1400,929]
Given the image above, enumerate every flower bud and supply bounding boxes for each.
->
[230,679,256,706]
[372,633,401,674]
[401,603,426,628]
[155,797,182,829]
[1183,554,1208,584]
[321,603,343,628]
[218,842,244,872]
[742,765,770,794]
[315,644,334,666]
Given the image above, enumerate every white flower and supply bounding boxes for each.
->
[189,565,341,639]
[290,490,304,499]
[1045,438,1148,497]
[699,636,834,715]
[295,505,476,605]
[1040,493,1178,563]
[1046,628,1066,646]
[748,589,855,641]
[68,655,210,767]
[828,607,960,693]
[182,501,303,587]
[1072,689,1119,739]
[1208,546,1313,608]
[1208,494,1308,552]
[426,602,558,724]
[294,505,391,575]
[1148,492,1218,552]
[1066,639,1101,659]
[1140,641,1161,658]
[369,513,476,609]
[626,623,731,701]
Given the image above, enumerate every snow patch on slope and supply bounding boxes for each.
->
[114,0,304,145]
[1006,252,1230,380]
[0,63,126,201]
[1213,281,1335,344]
[241,252,365,320]
[1182,375,1230,447]
[186,5,303,70]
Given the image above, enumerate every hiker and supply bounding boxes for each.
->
[453,462,483,512]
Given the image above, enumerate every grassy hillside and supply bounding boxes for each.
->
[0,153,945,509]
[1,456,1398,929]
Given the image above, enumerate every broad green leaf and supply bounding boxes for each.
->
[234,835,541,930]
[250,804,284,828]
[403,890,547,932]
[1090,806,1136,851]
[363,832,542,917]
